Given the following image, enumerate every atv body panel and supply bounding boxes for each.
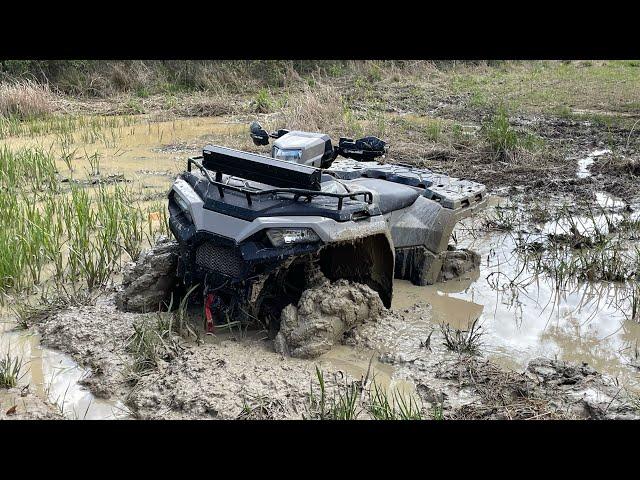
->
[168,141,486,324]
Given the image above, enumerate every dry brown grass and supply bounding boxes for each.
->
[0,80,57,119]
[439,356,572,420]
[170,93,236,117]
[277,84,346,134]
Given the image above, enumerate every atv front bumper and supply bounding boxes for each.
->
[169,196,323,288]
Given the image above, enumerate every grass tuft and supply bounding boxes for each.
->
[306,366,424,420]
[125,314,182,377]
[0,350,26,388]
[440,318,484,355]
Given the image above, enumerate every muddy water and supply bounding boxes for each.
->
[4,115,247,202]
[576,149,611,178]
[1,115,248,419]
[0,320,130,419]
[392,201,640,394]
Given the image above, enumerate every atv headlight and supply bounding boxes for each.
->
[265,228,321,247]
[273,146,303,163]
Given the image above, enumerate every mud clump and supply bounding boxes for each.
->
[275,275,385,359]
[524,357,638,420]
[116,236,179,313]
[437,248,480,282]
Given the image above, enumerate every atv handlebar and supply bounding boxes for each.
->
[249,121,387,161]
[187,157,373,210]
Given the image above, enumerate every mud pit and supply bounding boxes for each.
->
[2,113,640,420]
[21,290,639,420]
[19,231,640,420]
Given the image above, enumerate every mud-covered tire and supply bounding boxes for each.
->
[268,316,281,340]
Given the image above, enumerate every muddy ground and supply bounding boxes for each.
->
[28,287,639,420]
[2,61,640,419]
[0,386,62,420]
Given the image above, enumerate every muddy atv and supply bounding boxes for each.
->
[168,123,486,334]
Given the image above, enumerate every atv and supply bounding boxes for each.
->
[168,123,486,333]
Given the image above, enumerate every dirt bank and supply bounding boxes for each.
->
[0,386,62,420]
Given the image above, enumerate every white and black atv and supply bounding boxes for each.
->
[168,123,486,333]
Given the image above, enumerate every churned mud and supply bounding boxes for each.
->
[29,293,343,419]
[116,236,179,313]
[275,268,385,359]
[35,297,143,400]
[347,303,639,419]
[25,283,640,420]
[129,339,319,419]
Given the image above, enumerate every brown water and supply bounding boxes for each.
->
[2,114,639,418]
[391,202,640,393]
[0,321,130,419]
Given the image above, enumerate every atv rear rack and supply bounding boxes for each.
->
[187,157,374,211]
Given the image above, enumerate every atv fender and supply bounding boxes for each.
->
[318,232,394,308]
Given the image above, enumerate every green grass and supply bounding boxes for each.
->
[448,60,640,116]
[481,107,545,159]
[0,145,168,303]
[440,319,484,355]
[305,367,424,420]
[0,350,26,388]
[125,314,182,377]
[366,381,423,420]
[252,88,274,113]
[0,114,136,140]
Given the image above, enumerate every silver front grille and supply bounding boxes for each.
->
[195,242,244,277]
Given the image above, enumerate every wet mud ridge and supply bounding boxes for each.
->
[35,297,142,400]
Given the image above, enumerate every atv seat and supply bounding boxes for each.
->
[348,178,420,214]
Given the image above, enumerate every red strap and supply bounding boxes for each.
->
[204,293,215,333]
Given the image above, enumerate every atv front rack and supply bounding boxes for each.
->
[187,157,374,211]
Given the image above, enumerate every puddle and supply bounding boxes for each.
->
[2,115,247,200]
[392,212,640,393]
[319,345,416,397]
[595,190,626,210]
[0,320,130,419]
[576,149,611,178]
